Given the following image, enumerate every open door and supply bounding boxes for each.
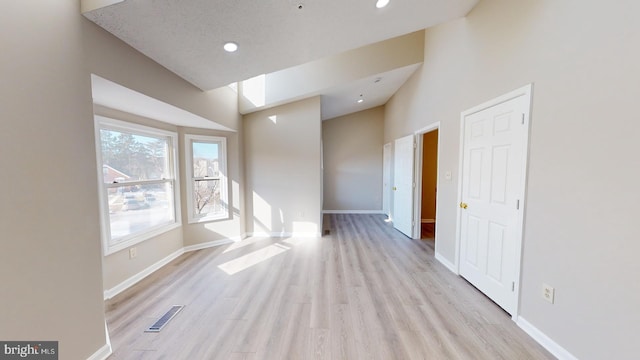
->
[392,135,415,238]
[419,129,438,239]
[382,143,392,218]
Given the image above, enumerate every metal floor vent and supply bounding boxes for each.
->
[145,305,185,332]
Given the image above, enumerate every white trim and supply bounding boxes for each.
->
[94,115,182,256]
[184,134,230,224]
[382,142,392,218]
[455,83,533,318]
[104,235,247,299]
[435,253,458,274]
[322,210,384,214]
[103,248,184,300]
[183,237,242,252]
[86,343,112,360]
[87,321,112,360]
[516,317,579,360]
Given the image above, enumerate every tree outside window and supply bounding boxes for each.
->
[95,116,179,255]
[186,135,228,223]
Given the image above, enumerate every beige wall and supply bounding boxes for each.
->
[82,18,240,132]
[244,97,322,235]
[94,106,185,291]
[322,107,384,211]
[240,32,425,115]
[385,0,640,358]
[0,1,106,358]
[1,2,243,358]
[89,39,243,291]
[420,130,438,220]
[86,17,242,293]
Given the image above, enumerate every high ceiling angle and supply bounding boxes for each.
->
[83,0,478,118]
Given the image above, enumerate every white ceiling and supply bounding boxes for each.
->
[84,0,478,122]
[321,64,421,120]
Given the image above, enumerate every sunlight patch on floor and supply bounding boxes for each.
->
[218,243,290,275]
[222,237,262,254]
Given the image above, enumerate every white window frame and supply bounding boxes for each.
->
[94,116,181,255]
[184,134,229,224]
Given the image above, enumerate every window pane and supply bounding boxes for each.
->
[193,179,224,217]
[192,141,220,177]
[107,183,175,241]
[100,128,168,183]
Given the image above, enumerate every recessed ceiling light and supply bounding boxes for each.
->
[376,0,390,9]
[223,42,238,52]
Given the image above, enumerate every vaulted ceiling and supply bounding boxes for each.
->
[84,0,478,120]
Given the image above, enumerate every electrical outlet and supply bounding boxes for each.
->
[542,283,555,304]
[129,247,137,259]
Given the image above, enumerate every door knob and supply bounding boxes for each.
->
[393,187,397,191]
[459,202,468,209]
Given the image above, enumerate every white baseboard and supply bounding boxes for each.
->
[435,252,458,274]
[516,317,578,360]
[183,236,242,252]
[103,248,184,300]
[322,210,384,214]
[86,343,112,360]
[104,236,250,300]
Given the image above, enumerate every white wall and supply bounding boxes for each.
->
[0,1,106,358]
[322,107,384,211]
[244,97,323,236]
[385,0,640,359]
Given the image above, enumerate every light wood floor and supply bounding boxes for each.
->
[105,214,554,359]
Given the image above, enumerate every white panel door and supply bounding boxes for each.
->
[382,143,392,218]
[459,93,529,315]
[393,135,415,237]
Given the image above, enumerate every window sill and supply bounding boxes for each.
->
[187,214,230,225]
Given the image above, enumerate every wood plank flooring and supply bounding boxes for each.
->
[105,214,554,359]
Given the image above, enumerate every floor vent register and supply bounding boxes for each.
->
[145,305,185,332]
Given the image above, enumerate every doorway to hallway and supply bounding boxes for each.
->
[419,129,438,240]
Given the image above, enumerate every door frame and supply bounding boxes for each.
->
[412,122,441,242]
[455,84,533,319]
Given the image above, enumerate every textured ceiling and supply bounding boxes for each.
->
[84,0,478,91]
